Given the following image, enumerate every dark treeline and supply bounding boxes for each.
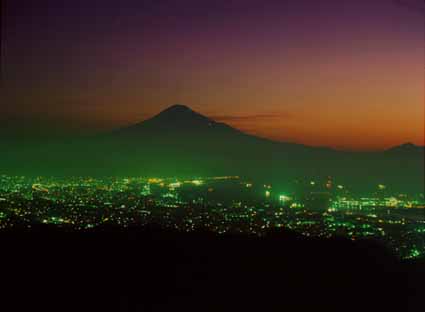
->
[1,225,424,312]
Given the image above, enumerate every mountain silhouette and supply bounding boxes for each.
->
[111,104,241,139]
[386,142,424,155]
[1,104,424,194]
[148,104,211,125]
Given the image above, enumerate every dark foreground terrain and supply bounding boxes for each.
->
[1,225,424,312]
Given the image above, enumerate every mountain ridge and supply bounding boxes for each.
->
[0,104,423,194]
[110,104,422,152]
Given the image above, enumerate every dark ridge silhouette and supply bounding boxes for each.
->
[386,142,425,154]
[1,226,423,312]
[1,104,423,194]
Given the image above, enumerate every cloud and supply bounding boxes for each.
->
[210,113,288,123]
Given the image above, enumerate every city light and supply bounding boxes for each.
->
[0,174,423,259]
[279,195,291,202]
[169,182,182,189]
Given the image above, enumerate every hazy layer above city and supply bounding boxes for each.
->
[2,105,424,195]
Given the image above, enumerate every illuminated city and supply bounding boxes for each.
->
[1,174,423,260]
[2,0,425,311]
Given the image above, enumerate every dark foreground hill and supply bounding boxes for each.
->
[1,226,424,312]
[1,104,424,194]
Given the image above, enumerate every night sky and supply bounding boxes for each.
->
[2,0,424,150]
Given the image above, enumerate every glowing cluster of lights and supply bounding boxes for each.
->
[278,195,291,202]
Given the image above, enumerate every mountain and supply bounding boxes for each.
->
[1,104,424,194]
[110,104,245,140]
[386,142,425,155]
